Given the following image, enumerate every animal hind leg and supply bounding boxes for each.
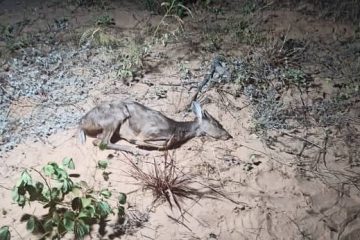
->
[92,124,140,155]
[92,125,116,147]
[93,118,124,145]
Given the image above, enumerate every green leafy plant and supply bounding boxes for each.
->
[97,159,111,181]
[12,157,127,239]
[152,0,192,38]
[0,226,11,240]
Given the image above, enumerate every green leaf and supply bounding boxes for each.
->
[96,201,112,218]
[11,187,19,201]
[0,226,10,240]
[71,186,82,197]
[55,168,68,181]
[63,211,75,232]
[97,160,108,170]
[43,163,68,180]
[62,157,75,170]
[118,192,127,205]
[100,189,112,199]
[43,219,53,232]
[74,219,89,240]
[61,178,73,193]
[25,184,38,201]
[42,163,56,177]
[81,198,92,208]
[57,221,66,236]
[34,182,44,192]
[52,212,60,225]
[50,188,63,201]
[64,211,75,220]
[12,187,26,206]
[15,178,25,188]
[77,211,90,219]
[118,206,125,216]
[42,188,51,201]
[71,197,81,211]
[78,205,96,219]
[17,186,26,195]
[26,216,36,232]
[18,195,26,207]
[21,170,32,185]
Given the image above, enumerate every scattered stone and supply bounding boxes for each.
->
[0,45,120,157]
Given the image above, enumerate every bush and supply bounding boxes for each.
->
[11,157,126,239]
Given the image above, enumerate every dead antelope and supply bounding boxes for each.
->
[79,100,232,154]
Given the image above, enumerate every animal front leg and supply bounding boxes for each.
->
[92,140,140,155]
[105,143,140,155]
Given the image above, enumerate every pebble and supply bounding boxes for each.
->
[0,45,118,157]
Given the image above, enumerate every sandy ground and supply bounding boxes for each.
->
[1,0,360,239]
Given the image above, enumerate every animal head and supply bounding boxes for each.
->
[191,101,232,140]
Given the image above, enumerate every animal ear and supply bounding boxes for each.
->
[191,101,203,122]
[123,105,130,118]
[203,110,210,118]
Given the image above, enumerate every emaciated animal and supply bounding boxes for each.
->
[79,100,231,154]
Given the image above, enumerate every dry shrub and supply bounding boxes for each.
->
[262,37,307,69]
[127,153,200,212]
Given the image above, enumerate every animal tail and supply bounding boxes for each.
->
[78,128,86,144]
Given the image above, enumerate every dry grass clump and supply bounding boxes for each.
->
[262,37,307,69]
[127,154,200,212]
[79,27,124,47]
[223,36,310,135]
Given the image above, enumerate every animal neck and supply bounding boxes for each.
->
[172,120,200,141]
